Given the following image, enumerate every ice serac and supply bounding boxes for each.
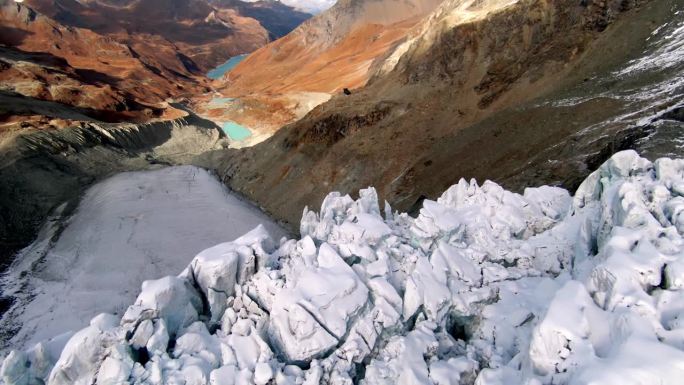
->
[47,316,123,385]
[187,226,277,323]
[121,276,203,336]
[4,151,684,385]
[269,242,369,362]
[0,165,288,352]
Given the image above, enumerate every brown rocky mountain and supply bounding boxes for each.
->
[0,0,310,133]
[0,0,205,131]
[208,0,312,40]
[200,0,684,230]
[23,0,311,71]
[199,0,444,138]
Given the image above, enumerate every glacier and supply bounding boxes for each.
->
[0,166,287,352]
[3,150,684,385]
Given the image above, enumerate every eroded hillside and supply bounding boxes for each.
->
[24,0,311,71]
[197,0,444,137]
[0,0,204,130]
[204,0,684,231]
[0,0,312,138]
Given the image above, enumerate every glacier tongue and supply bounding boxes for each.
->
[0,165,288,353]
[4,150,684,385]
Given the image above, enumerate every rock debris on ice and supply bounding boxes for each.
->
[3,150,684,385]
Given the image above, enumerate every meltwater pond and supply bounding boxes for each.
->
[207,54,248,79]
[222,121,252,141]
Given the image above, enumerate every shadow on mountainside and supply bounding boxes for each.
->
[0,25,32,46]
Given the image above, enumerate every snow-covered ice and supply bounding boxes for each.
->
[0,166,286,353]
[4,151,684,385]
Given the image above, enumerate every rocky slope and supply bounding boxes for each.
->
[199,0,444,135]
[209,0,312,40]
[4,151,684,385]
[222,0,444,93]
[204,0,684,231]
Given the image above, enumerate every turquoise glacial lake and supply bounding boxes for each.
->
[222,122,252,141]
[207,54,248,80]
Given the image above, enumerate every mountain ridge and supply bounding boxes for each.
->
[197,0,443,137]
[23,0,311,71]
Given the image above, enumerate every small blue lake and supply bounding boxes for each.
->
[207,54,248,80]
[222,122,252,141]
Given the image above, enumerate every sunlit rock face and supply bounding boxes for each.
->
[22,0,311,71]
[0,0,311,131]
[204,0,445,136]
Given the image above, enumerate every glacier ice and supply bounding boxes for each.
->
[0,165,288,352]
[3,150,684,385]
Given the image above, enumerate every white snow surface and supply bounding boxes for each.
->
[0,166,286,353]
[4,151,684,385]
